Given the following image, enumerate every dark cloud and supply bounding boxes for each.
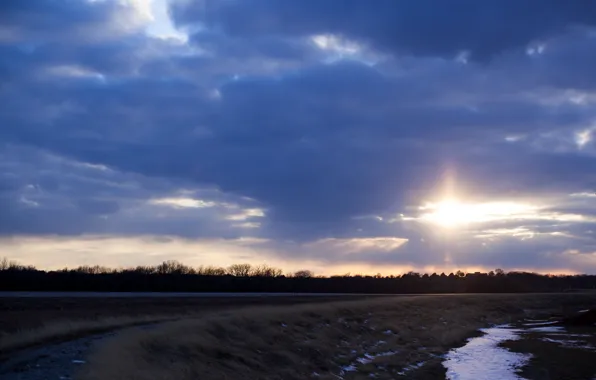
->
[2,0,596,271]
[173,0,596,60]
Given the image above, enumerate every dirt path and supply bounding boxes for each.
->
[0,324,159,380]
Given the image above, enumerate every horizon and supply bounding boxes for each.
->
[2,1,596,275]
[2,255,590,279]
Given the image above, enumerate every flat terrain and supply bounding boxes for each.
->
[3,294,596,380]
[0,295,367,335]
[77,293,596,380]
[0,292,394,298]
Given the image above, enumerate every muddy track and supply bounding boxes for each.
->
[0,324,162,380]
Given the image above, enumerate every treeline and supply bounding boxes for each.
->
[1,258,595,293]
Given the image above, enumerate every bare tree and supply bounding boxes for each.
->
[293,270,314,278]
[228,263,252,277]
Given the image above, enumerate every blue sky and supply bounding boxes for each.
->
[2,0,596,274]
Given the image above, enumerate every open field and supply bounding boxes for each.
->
[0,295,368,354]
[77,293,596,380]
[0,292,391,298]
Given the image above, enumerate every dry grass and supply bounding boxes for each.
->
[0,315,181,355]
[78,294,596,380]
[0,295,355,356]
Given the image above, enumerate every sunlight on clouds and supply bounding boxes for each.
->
[408,197,592,230]
[575,127,594,149]
[232,222,261,229]
[90,0,187,41]
[141,0,188,42]
[571,192,596,198]
[0,235,270,270]
[46,65,106,82]
[305,237,408,254]
[150,197,216,208]
[474,227,572,240]
[225,208,266,221]
[0,235,414,276]
[312,34,361,55]
[416,199,537,228]
[309,34,382,65]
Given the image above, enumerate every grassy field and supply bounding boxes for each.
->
[77,294,596,380]
[0,295,362,355]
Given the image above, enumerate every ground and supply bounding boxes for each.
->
[2,294,596,380]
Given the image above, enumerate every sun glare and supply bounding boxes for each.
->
[419,199,535,228]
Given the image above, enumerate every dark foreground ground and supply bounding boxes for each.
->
[0,295,368,335]
[77,293,596,380]
[503,323,596,379]
[3,294,596,380]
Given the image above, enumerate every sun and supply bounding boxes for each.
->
[419,199,473,228]
[418,198,535,228]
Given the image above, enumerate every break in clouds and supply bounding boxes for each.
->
[1,0,596,274]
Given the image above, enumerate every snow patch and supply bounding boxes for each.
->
[523,321,558,327]
[528,326,564,333]
[340,351,399,375]
[397,361,426,375]
[443,325,531,380]
[542,337,596,350]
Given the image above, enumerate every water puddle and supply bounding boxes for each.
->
[443,310,596,379]
[443,325,531,380]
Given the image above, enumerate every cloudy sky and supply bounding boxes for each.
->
[2,0,596,274]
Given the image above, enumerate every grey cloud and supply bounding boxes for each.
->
[3,0,596,271]
[172,0,596,60]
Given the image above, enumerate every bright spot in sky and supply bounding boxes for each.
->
[418,199,536,228]
[575,128,593,149]
[150,197,216,209]
[310,34,380,65]
[311,34,361,55]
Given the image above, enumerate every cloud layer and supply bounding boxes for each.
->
[2,0,596,273]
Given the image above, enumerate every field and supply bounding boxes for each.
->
[2,293,596,380]
[0,294,365,354]
[76,294,596,380]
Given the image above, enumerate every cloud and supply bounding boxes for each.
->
[2,0,596,273]
[172,0,596,60]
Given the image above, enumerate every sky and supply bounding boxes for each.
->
[2,0,596,275]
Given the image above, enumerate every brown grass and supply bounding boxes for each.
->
[0,315,180,354]
[0,295,357,356]
[78,293,596,380]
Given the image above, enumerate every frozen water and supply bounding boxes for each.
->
[443,325,531,380]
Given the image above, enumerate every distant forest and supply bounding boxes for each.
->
[1,258,595,293]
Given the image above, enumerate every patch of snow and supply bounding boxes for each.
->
[579,309,590,313]
[443,325,531,380]
[340,351,399,375]
[542,338,596,350]
[280,323,287,327]
[383,330,394,335]
[528,326,564,333]
[397,361,426,376]
[523,321,558,327]
[71,360,86,364]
